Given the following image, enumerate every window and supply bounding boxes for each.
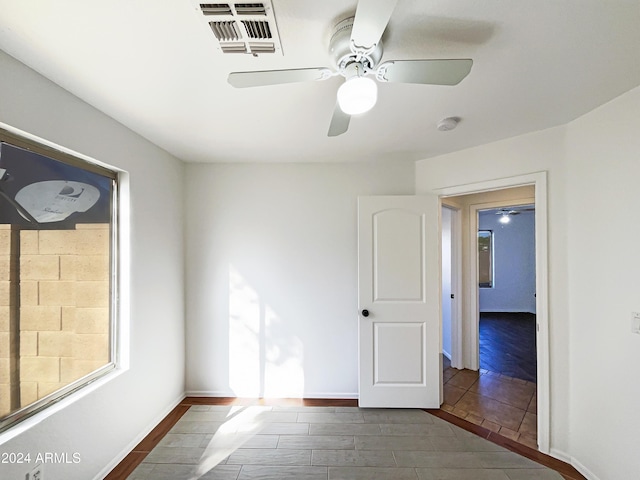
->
[478,230,493,288]
[0,128,118,433]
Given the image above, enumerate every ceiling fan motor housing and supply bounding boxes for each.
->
[329,17,383,73]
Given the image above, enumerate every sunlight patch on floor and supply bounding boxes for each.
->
[191,405,270,479]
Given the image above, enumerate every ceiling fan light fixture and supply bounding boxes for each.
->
[337,76,378,115]
[499,214,511,224]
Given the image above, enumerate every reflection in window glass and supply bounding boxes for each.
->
[478,230,493,288]
[0,133,117,432]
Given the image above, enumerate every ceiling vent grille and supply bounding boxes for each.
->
[242,20,271,39]
[235,3,267,15]
[209,21,240,41]
[221,42,248,53]
[248,42,275,54]
[195,0,282,55]
[200,3,233,15]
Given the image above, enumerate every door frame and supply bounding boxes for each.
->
[441,205,463,370]
[434,171,550,454]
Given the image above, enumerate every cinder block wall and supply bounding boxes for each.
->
[18,224,110,407]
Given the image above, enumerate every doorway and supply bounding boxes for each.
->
[437,173,549,453]
[478,204,536,382]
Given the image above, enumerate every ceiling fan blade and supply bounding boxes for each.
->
[328,102,350,137]
[378,59,473,85]
[351,0,398,49]
[228,67,331,88]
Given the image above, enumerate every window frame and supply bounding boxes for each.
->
[478,229,494,289]
[0,126,121,434]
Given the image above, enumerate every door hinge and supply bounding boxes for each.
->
[450,294,454,299]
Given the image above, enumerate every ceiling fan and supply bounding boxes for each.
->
[495,207,535,224]
[227,0,473,136]
[494,207,535,216]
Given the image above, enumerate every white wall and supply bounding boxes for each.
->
[565,86,640,480]
[0,51,186,479]
[185,162,415,398]
[479,210,536,313]
[416,126,571,454]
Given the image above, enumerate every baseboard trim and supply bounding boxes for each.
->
[549,448,572,464]
[549,448,601,480]
[96,392,185,480]
[571,457,600,480]
[185,390,359,399]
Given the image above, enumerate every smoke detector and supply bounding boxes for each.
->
[437,117,460,131]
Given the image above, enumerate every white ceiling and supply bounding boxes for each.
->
[0,0,638,163]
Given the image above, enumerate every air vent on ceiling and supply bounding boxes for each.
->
[242,20,271,39]
[200,3,233,15]
[195,0,282,55]
[248,42,275,54]
[221,42,248,54]
[235,3,267,15]
[209,21,240,41]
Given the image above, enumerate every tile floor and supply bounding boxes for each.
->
[127,405,561,480]
[442,358,537,448]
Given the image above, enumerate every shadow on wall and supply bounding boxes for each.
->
[228,265,305,397]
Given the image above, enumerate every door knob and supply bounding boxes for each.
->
[361,309,369,317]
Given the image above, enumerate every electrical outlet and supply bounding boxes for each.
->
[26,464,43,480]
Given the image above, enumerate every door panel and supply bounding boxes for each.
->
[373,209,424,301]
[358,195,440,408]
[374,322,425,384]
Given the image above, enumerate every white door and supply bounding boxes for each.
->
[358,195,440,408]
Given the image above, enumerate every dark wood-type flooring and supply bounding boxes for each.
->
[480,312,537,383]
